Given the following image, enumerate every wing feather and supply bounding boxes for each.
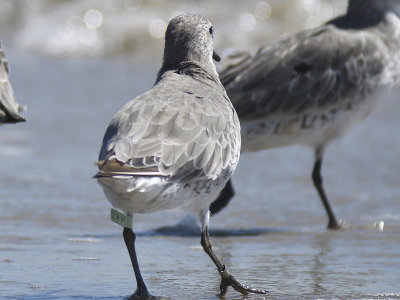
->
[219,24,388,120]
[95,159,161,177]
[99,71,240,180]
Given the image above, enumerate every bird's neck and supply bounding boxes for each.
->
[156,59,219,85]
[329,0,398,29]
[351,0,399,20]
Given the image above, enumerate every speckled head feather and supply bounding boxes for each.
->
[158,14,219,80]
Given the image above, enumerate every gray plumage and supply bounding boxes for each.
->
[95,14,266,297]
[211,0,400,228]
[220,0,400,150]
[223,28,387,118]
[98,63,239,183]
[0,42,26,124]
[97,15,240,202]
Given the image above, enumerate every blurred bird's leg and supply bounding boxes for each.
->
[199,210,268,296]
[312,147,341,229]
[209,180,235,215]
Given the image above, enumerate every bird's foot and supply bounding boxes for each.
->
[218,265,268,297]
[129,289,167,300]
[327,218,345,230]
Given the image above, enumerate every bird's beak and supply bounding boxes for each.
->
[213,50,221,62]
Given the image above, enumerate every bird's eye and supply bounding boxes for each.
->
[209,26,213,35]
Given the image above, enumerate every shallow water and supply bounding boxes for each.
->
[1,1,400,299]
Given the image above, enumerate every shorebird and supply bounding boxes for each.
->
[210,0,400,229]
[0,42,26,124]
[95,14,267,298]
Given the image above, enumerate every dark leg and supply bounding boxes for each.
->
[312,148,341,229]
[200,227,268,296]
[123,228,153,299]
[209,180,235,215]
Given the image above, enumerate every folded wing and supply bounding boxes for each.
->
[98,76,240,181]
[220,25,389,120]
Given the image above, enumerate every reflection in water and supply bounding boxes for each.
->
[311,233,330,295]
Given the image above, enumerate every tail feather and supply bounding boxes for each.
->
[94,159,162,178]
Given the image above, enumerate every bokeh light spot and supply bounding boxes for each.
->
[84,9,103,30]
[123,0,142,11]
[149,19,167,38]
[318,3,334,20]
[239,13,257,32]
[66,16,84,33]
[255,1,272,21]
[305,15,322,29]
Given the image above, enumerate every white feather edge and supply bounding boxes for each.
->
[94,159,164,177]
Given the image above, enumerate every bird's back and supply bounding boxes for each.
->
[219,13,400,151]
